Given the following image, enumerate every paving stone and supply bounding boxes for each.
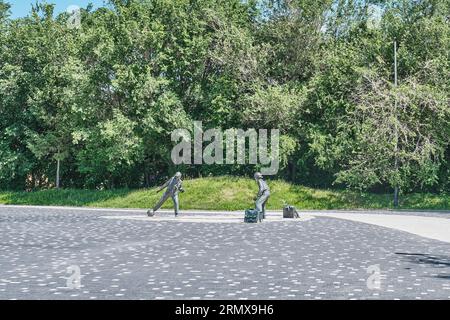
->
[0,206,448,299]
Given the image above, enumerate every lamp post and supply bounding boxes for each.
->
[393,40,399,207]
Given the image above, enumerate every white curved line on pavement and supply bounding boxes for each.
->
[311,213,450,243]
[1,205,448,242]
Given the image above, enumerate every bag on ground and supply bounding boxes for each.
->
[244,208,261,223]
[283,205,299,218]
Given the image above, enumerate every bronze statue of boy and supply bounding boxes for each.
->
[254,172,270,219]
[147,172,184,217]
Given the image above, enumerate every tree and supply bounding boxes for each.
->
[76,111,143,188]
[335,68,449,193]
[303,0,450,194]
[0,0,448,192]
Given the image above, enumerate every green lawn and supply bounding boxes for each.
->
[0,176,448,210]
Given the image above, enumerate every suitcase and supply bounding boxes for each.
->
[244,209,262,223]
[283,205,299,218]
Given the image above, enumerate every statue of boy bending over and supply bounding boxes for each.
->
[254,172,270,219]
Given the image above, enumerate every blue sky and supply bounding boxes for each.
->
[7,0,106,19]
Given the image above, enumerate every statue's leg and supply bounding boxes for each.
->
[172,194,179,216]
[255,197,263,214]
[261,193,269,219]
[153,192,170,213]
[262,199,266,219]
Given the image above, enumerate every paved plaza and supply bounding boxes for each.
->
[0,205,449,300]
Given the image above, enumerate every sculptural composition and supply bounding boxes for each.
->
[254,172,270,219]
[147,172,184,217]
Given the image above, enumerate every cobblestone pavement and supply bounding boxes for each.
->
[0,206,449,300]
[303,209,450,219]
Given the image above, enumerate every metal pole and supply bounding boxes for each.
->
[56,158,60,189]
[56,147,61,189]
[393,41,399,207]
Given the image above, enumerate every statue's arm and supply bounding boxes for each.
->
[157,179,170,192]
[257,180,264,197]
[179,181,185,193]
[254,180,264,199]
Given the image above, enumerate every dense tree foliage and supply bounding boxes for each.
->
[0,0,448,195]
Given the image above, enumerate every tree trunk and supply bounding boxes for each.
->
[393,186,399,207]
[288,160,296,182]
[56,158,61,189]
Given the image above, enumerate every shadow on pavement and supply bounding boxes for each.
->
[396,252,450,279]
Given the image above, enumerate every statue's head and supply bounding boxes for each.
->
[174,172,182,179]
[254,172,263,180]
